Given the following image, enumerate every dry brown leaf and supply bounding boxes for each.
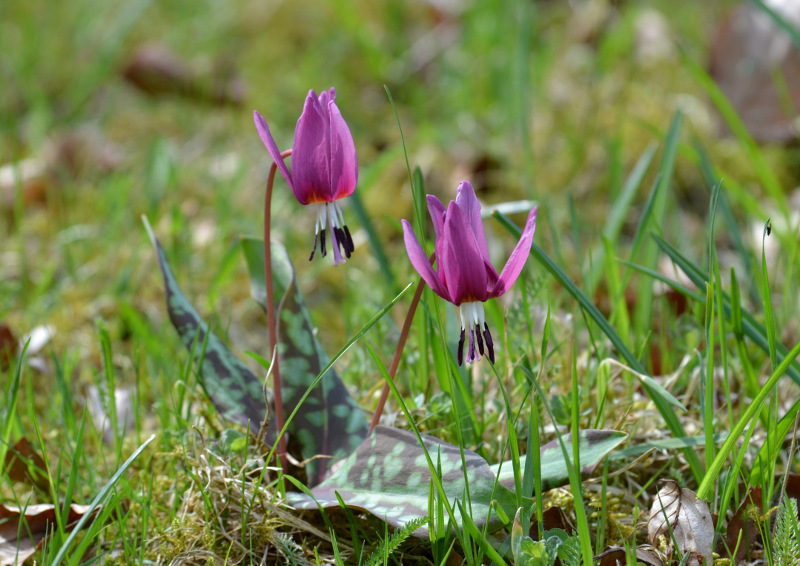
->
[0,323,16,371]
[719,486,761,561]
[0,503,98,566]
[529,505,573,537]
[86,385,136,445]
[648,479,714,562]
[710,1,800,143]
[595,546,664,566]
[3,437,49,493]
[123,43,245,106]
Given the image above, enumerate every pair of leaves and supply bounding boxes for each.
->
[146,219,627,536]
[144,219,367,485]
[287,426,627,537]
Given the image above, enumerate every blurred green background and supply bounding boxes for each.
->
[1,0,783,383]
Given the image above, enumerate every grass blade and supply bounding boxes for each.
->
[52,434,156,565]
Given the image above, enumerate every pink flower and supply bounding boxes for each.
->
[254,88,358,264]
[402,181,537,364]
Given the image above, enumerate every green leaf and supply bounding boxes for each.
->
[286,426,525,538]
[492,429,627,492]
[652,233,800,386]
[240,236,368,485]
[143,217,271,437]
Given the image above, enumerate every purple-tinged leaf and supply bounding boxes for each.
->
[286,426,524,538]
[144,217,273,439]
[241,237,368,485]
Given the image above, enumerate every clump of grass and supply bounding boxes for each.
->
[147,431,339,565]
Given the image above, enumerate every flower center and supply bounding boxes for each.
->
[457,301,495,365]
[308,202,355,265]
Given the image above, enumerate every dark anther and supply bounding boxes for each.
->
[468,328,476,363]
[309,232,318,261]
[475,323,485,357]
[483,323,495,364]
[343,225,354,255]
[458,328,465,366]
[320,228,327,257]
[334,226,350,258]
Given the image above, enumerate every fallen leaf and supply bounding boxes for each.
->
[0,503,98,566]
[0,323,16,371]
[25,325,55,355]
[1,131,121,214]
[86,385,136,445]
[3,437,50,493]
[648,479,714,562]
[718,486,761,561]
[123,44,244,106]
[530,506,572,537]
[710,1,800,142]
[595,546,664,566]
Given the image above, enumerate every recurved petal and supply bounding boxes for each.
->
[455,181,491,263]
[292,92,330,205]
[327,99,358,201]
[490,207,537,297]
[253,110,293,190]
[402,219,450,301]
[442,203,489,304]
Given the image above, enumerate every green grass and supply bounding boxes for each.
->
[3,0,800,563]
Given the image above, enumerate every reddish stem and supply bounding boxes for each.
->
[265,148,292,470]
[369,252,436,433]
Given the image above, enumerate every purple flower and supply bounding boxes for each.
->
[254,88,358,265]
[402,181,537,365]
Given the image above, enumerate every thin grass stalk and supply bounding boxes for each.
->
[369,252,435,433]
[264,148,292,471]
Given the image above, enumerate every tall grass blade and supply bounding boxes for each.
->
[493,211,702,480]
[653,234,800,385]
[52,434,156,565]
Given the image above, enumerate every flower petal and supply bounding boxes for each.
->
[292,90,330,205]
[490,207,537,297]
[441,202,489,304]
[253,110,293,190]
[455,181,491,263]
[425,195,448,285]
[402,219,449,301]
[327,98,358,201]
[426,195,446,241]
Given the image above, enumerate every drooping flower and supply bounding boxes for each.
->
[402,181,537,365]
[254,88,358,264]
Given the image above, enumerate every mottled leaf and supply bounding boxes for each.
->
[492,429,628,491]
[0,503,98,566]
[241,237,368,485]
[144,218,273,438]
[286,426,523,538]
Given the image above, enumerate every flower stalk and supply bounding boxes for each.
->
[369,251,434,433]
[264,148,292,471]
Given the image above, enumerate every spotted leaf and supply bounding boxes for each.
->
[241,237,368,485]
[491,429,628,491]
[144,218,272,438]
[287,426,526,538]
